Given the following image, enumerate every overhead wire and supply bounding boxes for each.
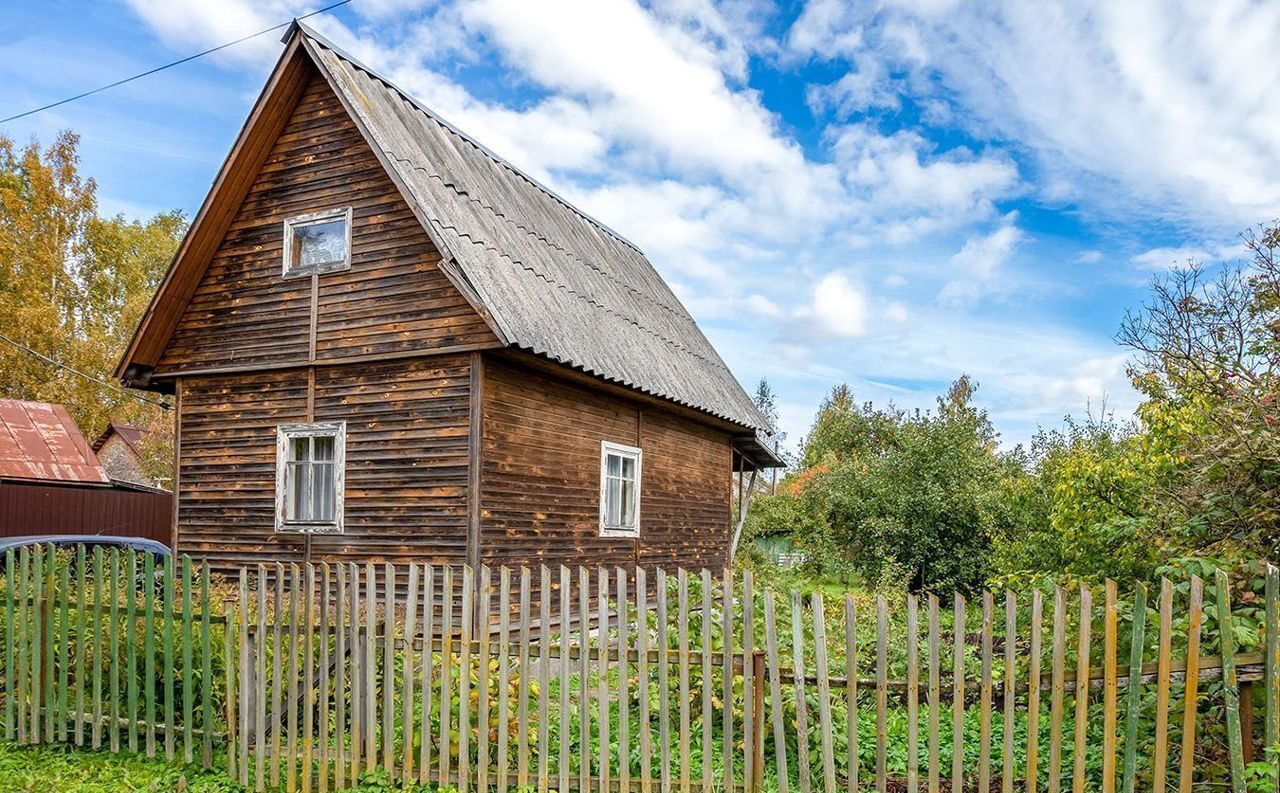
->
[0,0,355,124]
[0,332,171,411]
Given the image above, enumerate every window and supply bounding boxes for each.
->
[275,423,345,533]
[599,441,642,537]
[282,208,352,277]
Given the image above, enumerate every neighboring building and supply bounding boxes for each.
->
[93,422,165,490]
[116,22,782,574]
[0,400,171,543]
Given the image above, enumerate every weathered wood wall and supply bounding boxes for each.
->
[156,70,496,376]
[479,357,732,575]
[176,356,472,570]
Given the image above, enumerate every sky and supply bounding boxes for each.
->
[4,0,1279,455]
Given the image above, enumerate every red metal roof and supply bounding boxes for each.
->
[0,400,109,484]
[92,422,147,456]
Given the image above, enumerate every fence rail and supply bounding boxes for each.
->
[0,545,1277,793]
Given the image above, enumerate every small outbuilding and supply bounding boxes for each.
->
[116,22,782,574]
[0,400,172,543]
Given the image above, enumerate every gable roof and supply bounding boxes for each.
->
[92,422,147,456]
[119,23,771,436]
[0,400,109,484]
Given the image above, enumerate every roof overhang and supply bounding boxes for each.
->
[733,431,786,471]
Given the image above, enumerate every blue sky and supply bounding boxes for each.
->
[4,0,1276,454]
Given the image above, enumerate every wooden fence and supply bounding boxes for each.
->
[1,545,1278,793]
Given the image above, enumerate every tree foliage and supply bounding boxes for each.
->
[0,132,183,471]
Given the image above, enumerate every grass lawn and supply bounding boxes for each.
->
[0,742,243,793]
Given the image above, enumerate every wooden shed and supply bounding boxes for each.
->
[116,22,782,574]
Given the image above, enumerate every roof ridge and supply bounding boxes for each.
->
[388,155,691,320]
[295,22,646,256]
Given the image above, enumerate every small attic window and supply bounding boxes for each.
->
[283,208,352,277]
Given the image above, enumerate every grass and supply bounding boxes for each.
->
[0,742,243,793]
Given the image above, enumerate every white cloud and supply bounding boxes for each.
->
[1129,241,1245,271]
[1076,249,1104,264]
[937,215,1024,307]
[812,0,1280,227]
[809,273,869,338]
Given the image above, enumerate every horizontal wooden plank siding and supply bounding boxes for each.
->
[310,356,471,567]
[157,70,496,375]
[176,356,472,571]
[175,372,309,569]
[635,409,732,572]
[480,357,732,574]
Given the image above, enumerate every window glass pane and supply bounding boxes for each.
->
[292,218,347,269]
[313,435,335,462]
[288,461,310,520]
[313,462,334,521]
[621,456,635,482]
[606,453,621,478]
[605,476,622,527]
[289,436,309,463]
[620,478,635,528]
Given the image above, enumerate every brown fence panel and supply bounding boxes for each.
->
[0,482,172,546]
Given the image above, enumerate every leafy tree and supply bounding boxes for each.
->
[782,377,1024,596]
[0,132,183,472]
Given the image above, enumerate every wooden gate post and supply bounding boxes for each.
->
[752,650,766,792]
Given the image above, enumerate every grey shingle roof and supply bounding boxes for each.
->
[299,24,769,432]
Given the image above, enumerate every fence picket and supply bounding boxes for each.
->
[978,592,993,793]
[875,595,887,793]
[497,566,510,793]
[722,572,736,793]
[320,562,332,793]
[1071,587,1092,793]
[1048,588,1066,793]
[225,579,237,783]
[601,567,613,793]
[1217,569,1247,793]
[658,569,672,793]
[1028,590,1043,793]
[1120,583,1148,793]
[743,571,756,793]
[846,593,859,793]
[41,544,53,744]
[678,569,691,793]
[237,569,249,787]
[518,567,532,791]
[182,557,194,763]
[335,563,348,791]
[1153,579,1173,793]
[17,547,28,746]
[4,548,13,743]
[558,565,571,793]
[459,563,474,792]
[951,594,965,793]
[906,594,919,793]
[391,563,406,779]
[578,566,591,793]
[57,558,69,742]
[1102,580,1118,793]
[927,595,940,793]
[201,562,213,768]
[125,551,137,753]
[107,549,120,754]
[764,590,789,793]
[637,567,651,793]
[404,563,419,786]
[795,590,814,793]
[537,565,551,793]
[272,563,284,788]
[1002,592,1016,793]
[477,566,493,793]
[92,544,105,752]
[420,564,435,784]
[1178,576,1203,793]
[73,546,87,747]
[620,569,633,793]
[146,553,159,759]
[163,556,176,760]
[815,593,836,793]
[302,564,316,793]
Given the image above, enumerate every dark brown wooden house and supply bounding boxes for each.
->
[117,22,781,575]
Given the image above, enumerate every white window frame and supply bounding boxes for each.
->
[599,440,642,538]
[282,207,353,278]
[274,422,346,534]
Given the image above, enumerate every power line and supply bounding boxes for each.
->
[1,0,355,125]
[0,332,171,411]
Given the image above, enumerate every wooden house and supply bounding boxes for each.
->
[116,22,782,575]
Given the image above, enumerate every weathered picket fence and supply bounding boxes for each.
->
[1,544,1278,793]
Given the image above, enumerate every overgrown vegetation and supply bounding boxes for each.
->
[746,224,1280,594]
